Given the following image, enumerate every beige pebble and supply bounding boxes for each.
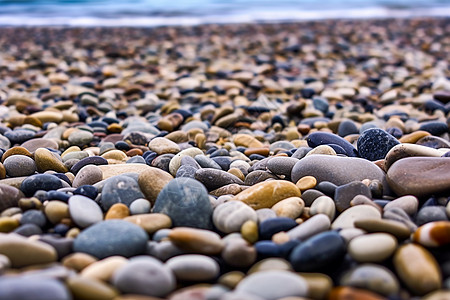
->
[124,213,172,234]
[306,145,336,156]
[310,195,336,221]
[81,256,128,282]
[218,271,245,289]
[331,205,381,230]
[44,200,70,224]
[295,176,317,192]
[34,147,68,173]
[271,197,305,219]
[348,233,397,262]
[168,227,224,255]
[62,252,98,272]
[105,203,130,220]
[66,276,119,300]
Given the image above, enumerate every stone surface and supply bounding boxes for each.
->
[0,277,72,300]
[3,155,36,177]
[72,165,103,188]
[153,177,213,229]
[138,166,173,205]
[20,174,63,197]
[34,148,67,173]
[334,181,372,212]
[73,220,148,259]
[124,213,172,234]
[69,195,103,228]
[101,175,145,211]
[232,180,301,210]
[387,157,450,197]
[357,128,400,161]
[412,221,450,247]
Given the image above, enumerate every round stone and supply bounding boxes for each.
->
[271,197,305,219]
[72,165,103,188]
[236,270,308,300]
[3,155,36,177]
[68,130,94,146]
[348,233,397,262]
[138,166,173,205]
[213,201,257,233]
[21,174,63,197]
[69,195,103,228]
[168,227,224,255]
[124,213,172,234]
[112,256,175,297]
[357,128,400,161]
[129,198,151,214]
[153,178,213,229]
[0,277,71,300]
[100,176,145,211]
[194,168,244,191]
[73,220,148,259]
[166,254,220,281]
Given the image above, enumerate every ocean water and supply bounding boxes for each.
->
[0,0,449,26]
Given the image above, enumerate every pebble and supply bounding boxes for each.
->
[153,177,213,229]
[166,254,220,281]
[194,168,244,191]
[309,195,336,220]
[73,220,148,259]
[168,227,224,255]
[383,195,419,216]
[387,157,450,197]
[354,218,411,240]
[357,128,400,161]
[124,213,172,234]
[0,184,24,211]
[287,214,330,241]
[334,181,372,212]
[66,276,119,300]
[62,252,97,273]
[266,157,299,178]
[129,198,151,214]
[148,137,180,154]
[259,217,298,240]
[331,205,381,230]
[415,206,448,226]
[0,277,72,300]
[101,175,145,211]
[213,201,257,233]
[80,256,127,282]
[72,165,103,188]
[232,180,301,210]
[222,237,257,267]
[289,231,346,272]
[271,197,304,219]
[112,256,176,297]
[20,174,63,197]
[340,264,400,297]
[0,232,57,267]
[348,233,397,262]
[34,147,67,173]
[235,270,308,300]
[3,155,36,177]
[393,244,442,295]
[137,166,173,205]
[291,155,386,187]
[384,143,444,170]
[412,221,450,247]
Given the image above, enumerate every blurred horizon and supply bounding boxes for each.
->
[0,0,449,26]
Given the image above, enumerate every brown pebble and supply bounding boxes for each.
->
[295,176,317,192]
[412,221,450,247]
[62,252,98,272]
[329,286,386,300]
[124,213,172,234]
[1,146,33,162]
[399,130,431,144]
[168,227,224,255]
[105,203,130,220]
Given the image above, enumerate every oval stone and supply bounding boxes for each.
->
[232,180,301,210]
[69,195,103,228]
[0,277,71,300]
[73,220,148,259]
[348,233,397,262]
[213,201,257,233]
[307,131,357,157]
[236,270,308,300]
[168,227,224,255]
[331,205,381,230]
[34,148,67,173]
[153,178,213,229]
[72,165,103,188]
[3,155,36,177]
[195,168,244,191]
[21,174,63,197]
[166,254,220,281]
[412,221,450,247]
[100,176,145,211]
[357,128,399,161]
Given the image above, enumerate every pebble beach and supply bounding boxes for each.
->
[0,18,449,300]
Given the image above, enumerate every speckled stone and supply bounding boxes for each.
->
[20,174,63,197]
[357,128,399,161]
[153,178,213,229]
[3,155,36,177]
[101,175,145,211]
[73,220,148,259]
[0,277,71,300]
[213,201,257,233]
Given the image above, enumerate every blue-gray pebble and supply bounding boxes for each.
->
[100,176,145,211]
[357,128,399,161]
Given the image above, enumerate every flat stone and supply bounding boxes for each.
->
[166,254,220,281]
[340,264,400,297]
[309,195,336,221]
[331,205,381,230]
[98,163,150,180]
[71,156,108,174]
[80,256,127,282]
[72,165,103,188]
[194,168,244,191]
[271,197,305,219]
[168,227,224,255]
[68,129,94,146]
[290,231,346,272]
[357,128,399,161]
[232,180,301,210]
[386,157,450,197]
[153,178,213,229]
[0,277,71,300]
[384,143,444,170]
[233,134,263,148]
[21,138,59,153]
[384,195,419,216]
[393,244,441,295]
[20,174,63,197]
[307,131,357,157]
[354,218,411,240]
[236,270,308,300]
[168,147,204,176]
[213,201,257,233]
[66,276,119,300]
[148,137,180,155]
[0,233,57,267]
[69,195,103,228]
[30,111,63,123]
[334,181,372,212]
[287,214,331,241]
[112,256,175,297]
[73,220,148,259]
[4,129,36,145]
[124,213,172,234]
[34,148,67,173]
[101,175,145,211]
[348,233,397,262]
[0,183,24,211]
[291,155,386,188]
[3,155,36,177]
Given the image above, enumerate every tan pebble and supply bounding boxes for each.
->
[23,116,43,127]
[0,233,57,267]
[247,257,293,274]
[232,180,301,210]
[165,131,188,143]
[339,228,366,244]
[98,164,151,180]
[218,271,245,289]
[168,227,224,255]
[228,168,245,181]
[62,252,98,272]
[354,218,411,240]
[61,146,82,158]
[18,197,42,211]
[1,146,33,162]
[81,256,128,282]
[67,276,119,300]
[65,172,75,183]
[350,195,382,213]
[168,147,203,176]
[101,150,127,161]
[241,220,258,244]
[331,205,381,230]
[310,195,336,221]
[384,195,419,216]
[306,145,336,156]
[244,147,270,157]
[295,176,317,192]
[138,167,173,205]
[0,217,20,232]
[44,200,70,224]
[394,244,441,295]
[348,233,397,262]
[107,123,122,133]
[194,133,206,149]
[399,130,431,143]
[30,111,63,123]
[0,163,5,179]
[105,203,130,220]
[222,238,257,268]
[272,232,290,244]
[412,221,450,247]
[66,227,80,239]
[124,213,172,234]
[271,197,305,219]
[299,272,332,300]
[148,137,180,155]
[34,148,67,173]
[233,134,263,148]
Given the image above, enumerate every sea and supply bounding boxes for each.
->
[0,0,449,27]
